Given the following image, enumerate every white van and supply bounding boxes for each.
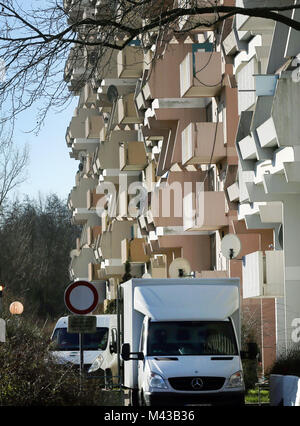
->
[49,315,117,373]
[88,315,119,387]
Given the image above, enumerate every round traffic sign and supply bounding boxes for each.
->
[64,280,99,315]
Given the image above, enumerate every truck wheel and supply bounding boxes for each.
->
[129,389,139,406]
[104,369,113,390]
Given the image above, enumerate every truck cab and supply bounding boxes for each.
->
[119,278,251,406]
[133,317,244,406]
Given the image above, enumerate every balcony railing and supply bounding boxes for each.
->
[181,121,225,165]
[243,250,284,298]
[87,225,102,246]
[117,45,144,79]
[117,93,143,124]
[119,141,147,171]
[183,190,228,231]
[121,238,150,264]
[180,51,222,97]
[150,255,168,278]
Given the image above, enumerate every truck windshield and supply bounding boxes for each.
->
[50,327,108,351]
[147,321,238,356]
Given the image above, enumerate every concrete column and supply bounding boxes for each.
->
[282,196,300,353]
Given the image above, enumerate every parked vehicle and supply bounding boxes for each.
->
[49,314,117,374]
[117,278,255,406]
[88,315,119,387]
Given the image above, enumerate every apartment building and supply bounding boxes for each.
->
[223,0,300,371]
[63,0,300,375]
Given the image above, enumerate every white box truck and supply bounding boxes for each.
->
[49,314,117,374]
[118,278,254,406]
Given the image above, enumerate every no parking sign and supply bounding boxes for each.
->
[64,280,99,315]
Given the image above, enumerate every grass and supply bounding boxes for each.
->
[245,388,270,405]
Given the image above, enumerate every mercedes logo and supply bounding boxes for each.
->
[191,377,204,390]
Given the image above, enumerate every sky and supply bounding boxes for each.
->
[11,98,79,203]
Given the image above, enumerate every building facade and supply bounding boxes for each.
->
[63,0,300,375]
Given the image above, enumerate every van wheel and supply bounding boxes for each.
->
[129,389,139,406]
[104,369,113,390]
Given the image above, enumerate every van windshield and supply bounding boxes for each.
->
[147,321,238,356]
[50,327,108,351]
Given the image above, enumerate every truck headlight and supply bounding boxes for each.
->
[226,371,244,388]
[148,372,169,390]
[88,355,103,373]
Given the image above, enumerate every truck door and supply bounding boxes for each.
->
[138,316,148,390]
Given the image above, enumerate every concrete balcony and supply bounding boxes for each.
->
[99,78,138,100]
[145,161,157,192]
[88,262,102,282]
[99,220,133,262]
[72,137,99,154]
[64,50,92,89]
[243,250,284,299]
[256,116,278,149]
[197,270,228,279]
[222,27,247,56]
[66,108,100,145]
[63,0,93,20]
[94,130,138,172]
[150,255,168,278]
[80,83,97,108]
[121,238,150,264]
[117,93,143,124]
[181,122,225,165]
[119,141,147,171]
[95,0,117,18]
[85,115,103,139]
[238,134,257,160]
[183,190,228,231]
[255,75,300,150]
[68,176,98,210]
[117,46,144,79]
[87,225,102,246]
[87,188,106,210]
[69,246,96,281]
[72,208,98,225]
[227,182,240,202]
[180,51,222,98]
[178,0,223,32]
[236,1,276,35]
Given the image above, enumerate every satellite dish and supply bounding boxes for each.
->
[221,234,241,260]
[278,224,283,250]
[169,258,191,278]
[107,85,119,103]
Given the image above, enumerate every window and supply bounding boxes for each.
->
[147,321,238,356]
[50,327,109,351]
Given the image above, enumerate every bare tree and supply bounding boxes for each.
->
[0,0,299,129]
[0,133,28,208]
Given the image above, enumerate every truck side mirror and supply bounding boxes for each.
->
[121,343,144,361]
[121,343,130,361]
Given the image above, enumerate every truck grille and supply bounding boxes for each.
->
[168,376,225,391]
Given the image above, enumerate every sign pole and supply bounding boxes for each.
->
[79,332,84,391]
